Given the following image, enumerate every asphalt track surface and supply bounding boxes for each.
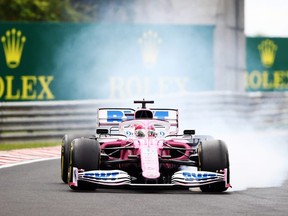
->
[0,159,287,216]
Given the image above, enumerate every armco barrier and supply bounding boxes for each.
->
[0,92,287,143]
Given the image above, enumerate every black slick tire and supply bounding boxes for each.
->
[61,134,91,183]
[68,138,100,190]
[198,139,230,192]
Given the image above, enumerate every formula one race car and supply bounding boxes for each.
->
[61,100,231,192]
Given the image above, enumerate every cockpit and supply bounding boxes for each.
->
[134,124,157,138]
[119,119,170,138]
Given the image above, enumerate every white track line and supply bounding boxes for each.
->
[0,157,59,169]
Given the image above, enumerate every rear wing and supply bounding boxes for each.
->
[97,108,178,133]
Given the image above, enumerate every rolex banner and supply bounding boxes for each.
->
[246,37,288,91]
[0,22,214,101]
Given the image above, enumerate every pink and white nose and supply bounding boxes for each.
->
[140,146,160,179]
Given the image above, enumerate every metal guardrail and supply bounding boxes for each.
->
[0,92,287,143]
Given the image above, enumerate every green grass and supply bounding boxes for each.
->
[0,141,60,151]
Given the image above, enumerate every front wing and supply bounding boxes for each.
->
[70,168,229,188]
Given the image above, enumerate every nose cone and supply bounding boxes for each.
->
[142,170,160,179]
[140,144,160,179]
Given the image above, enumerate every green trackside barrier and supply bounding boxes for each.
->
[0,22,214,101]
[246,37,288,91]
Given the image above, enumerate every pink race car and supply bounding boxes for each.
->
[61,100,230,192]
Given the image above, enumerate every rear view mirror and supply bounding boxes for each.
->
[183,130,195,135]
[96,128,109,135]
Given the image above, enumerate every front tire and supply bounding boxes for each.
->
[198,139,230,192]
[68,138,100,190]
[61,134,92,183]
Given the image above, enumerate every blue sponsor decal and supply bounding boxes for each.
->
[107,110,169,122]
[107,110,133,122]
[125,131,133,136]
[84,171,120,180]
[182,172,217,181]
[153,111,168,120]
[107,111,133,122]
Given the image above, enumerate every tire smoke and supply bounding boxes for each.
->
[110,93,288,191]
[177,101,288,191]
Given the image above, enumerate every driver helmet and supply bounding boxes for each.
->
[135,125,145,137]
[148,125,157,137]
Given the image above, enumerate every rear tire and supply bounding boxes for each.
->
[61,134,92,183]
[68,138,100,190]
[198,140,230,192]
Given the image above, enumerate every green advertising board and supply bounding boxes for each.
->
[0,22,214,101]
[246,37,288,91]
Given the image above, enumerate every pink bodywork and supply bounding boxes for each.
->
[100,119,192,180]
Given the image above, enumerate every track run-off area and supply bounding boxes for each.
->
[0,146,60,168]
[0,144,288,216]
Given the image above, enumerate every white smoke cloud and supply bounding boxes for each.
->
[141,93,287,191]
[220,130,288,191]
[172,93,288,191]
